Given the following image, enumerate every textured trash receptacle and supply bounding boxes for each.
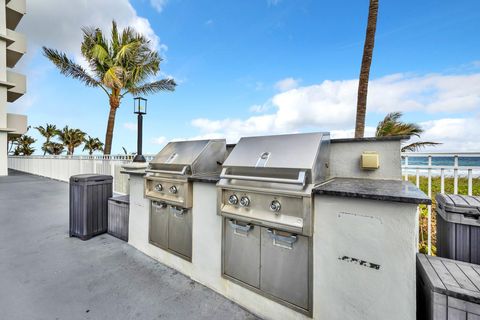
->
[108,195,129,241]
[69,174,113,240]
[436,194,480,263]
[417,254,480,320]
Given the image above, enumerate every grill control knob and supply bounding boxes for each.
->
[239,196,250,207]
[169,186,178,194]
[154,184,163,192]
[270,200,281,213]
[228,195,238,205]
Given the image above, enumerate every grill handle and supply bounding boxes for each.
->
[267,229,297,249]
[228,219,253,233]
[146,166,188,176]
[220,168,306,186]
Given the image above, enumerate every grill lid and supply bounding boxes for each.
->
[221,132,330,185]
[149,139,227,176]
[223,133,327,169]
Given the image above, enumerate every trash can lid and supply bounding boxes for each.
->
[70,174,113,182]
[109,195,130,204]
[436,193,480,215]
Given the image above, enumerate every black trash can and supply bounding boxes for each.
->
[436,193,480,263]
[69,174,113,240]
[108,195,130,241]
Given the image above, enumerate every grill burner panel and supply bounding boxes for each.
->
[145,177,192,208]
[219,188,308,234]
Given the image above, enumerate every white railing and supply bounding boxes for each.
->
[402,152,480,255]
[7,154,155,194]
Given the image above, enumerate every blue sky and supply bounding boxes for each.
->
[12,0,480,154]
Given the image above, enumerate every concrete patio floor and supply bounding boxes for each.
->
[0,170,258,320]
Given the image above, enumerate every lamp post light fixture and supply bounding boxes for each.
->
[133,97,147,162]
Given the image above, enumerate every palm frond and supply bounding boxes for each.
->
[401,142,442,152]
[375,111,424,138]
[111,21,121,56]
[42,47,101,87]
[128,78,177,96]
[91,44,110,65]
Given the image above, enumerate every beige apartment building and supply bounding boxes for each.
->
[0,0,27,176]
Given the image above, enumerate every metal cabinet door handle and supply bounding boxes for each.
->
[153,201,167,209]
[228,219,253,233]
[171,206,187,217]
[267,228,297,249]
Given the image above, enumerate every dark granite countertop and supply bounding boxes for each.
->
[313,177,431,205]
[188,174,220,184]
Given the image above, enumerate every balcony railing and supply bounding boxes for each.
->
[402,152,480,255]
[8,154,155,195]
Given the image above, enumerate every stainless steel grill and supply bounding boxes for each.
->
[145,139,227,261]
[217,132,330,315]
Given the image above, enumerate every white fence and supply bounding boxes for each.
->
[8,155,154,194]
[402,152,480,255]
[9,152,480,255]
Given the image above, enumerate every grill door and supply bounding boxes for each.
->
[223,219,260,288]
[168,206,192,259]
[260,227,309,310]
[150,201,169,249]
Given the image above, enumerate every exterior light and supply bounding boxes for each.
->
[134,97,147,115]
[133,97,147,162]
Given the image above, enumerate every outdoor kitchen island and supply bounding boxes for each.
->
[122,135,430,320]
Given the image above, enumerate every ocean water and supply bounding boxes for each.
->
[402,156,480,167]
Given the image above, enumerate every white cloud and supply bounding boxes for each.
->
[123,122,137,132]
[191,72,480,144]
[205,19,214,26]
[274,77,301,92]
[20,0,165,62]
[416,117,480,152]
[152,136,167,145]
[150,0,168,13]
[330,127,376,139]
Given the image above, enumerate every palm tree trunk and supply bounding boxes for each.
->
[104,92,120,155]
[354,0,379,138]
[43,137,49,156]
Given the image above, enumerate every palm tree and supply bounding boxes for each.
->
[42,21,176,155]
[14,135,36,156]
[375,112,440,152]
[355,0,379,138]
[83,136,104,155]
[43,142,65,155]
[57,126,86,155]
[35,124,59,155]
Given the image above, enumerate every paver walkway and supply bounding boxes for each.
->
[0,170,258,320]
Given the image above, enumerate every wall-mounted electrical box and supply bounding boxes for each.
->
[361,152,380,170]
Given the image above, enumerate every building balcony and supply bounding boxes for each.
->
[5,29,26,68]
[6,70,26,102]
[6,0,26,30]
[6,113,27,137]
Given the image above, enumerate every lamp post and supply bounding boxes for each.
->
[133,97,147,162]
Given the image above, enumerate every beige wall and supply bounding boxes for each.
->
[329,139,402,180]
